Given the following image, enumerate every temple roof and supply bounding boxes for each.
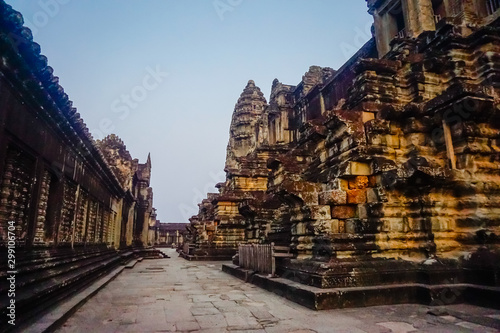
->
[235,80,267,108]
[157,223,189,232]
[0,1,124,196]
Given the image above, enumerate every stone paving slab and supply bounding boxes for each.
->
[52,249,500,333]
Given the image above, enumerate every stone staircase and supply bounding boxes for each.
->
[0,245,126,332]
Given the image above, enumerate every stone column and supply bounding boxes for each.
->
[373,11,393,57]
[405,0,436,37]
[31,163,49,246]
[462,0,480,24]
[417,0,436,31]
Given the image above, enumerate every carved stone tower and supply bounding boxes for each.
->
[225,80,268,171]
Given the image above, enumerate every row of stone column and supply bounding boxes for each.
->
[0,144,118,247]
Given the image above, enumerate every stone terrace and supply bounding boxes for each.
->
[50,249,500,333]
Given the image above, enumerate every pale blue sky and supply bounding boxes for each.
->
[9,0,373,222]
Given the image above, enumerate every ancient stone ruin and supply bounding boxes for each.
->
[96,135,156,248]
[187,0,500,308]
[0,2,161,329]
[1,0,500,328]
[150,221,188,247]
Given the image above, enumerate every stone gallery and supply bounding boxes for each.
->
[0,1,161,328]
[186,0,500,308]
[0,0,500,331]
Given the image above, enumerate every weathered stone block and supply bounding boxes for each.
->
[331,219,341,233]
[362,111,375,123]
[319,190,347,205]
[365,118,391,133]
[340,137,352,151]
[347,189,367,204]
[407,133,427,147]
[390,123,398,134]
[348,176,369,189]
[331,205,356,219]
[369,134,383,145]
[410,219,424,231]
[345,219,357,234]
[350,161,372,175]
[290,207,307,222]
[312,219,334,234]
[338,220,346,233]
[388,218,405,232]
[357,205,368,219]
[320,150,327,163]
[385,135,400,148]
[431,217,453,231]
[311,205,331,220]
[399,136,409,148]
[331,178,349,190]
[234,176,267,191]
[288,182,320,205]
[367,188,379,203]
[293,222,307,235]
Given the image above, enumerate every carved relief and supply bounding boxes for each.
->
[86,199,97,243]
[0,146,35,245]
[58,180,77,243]
[33,170,51,244]
[74,189,88,243]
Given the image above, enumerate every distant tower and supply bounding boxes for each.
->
[225,80,268,171]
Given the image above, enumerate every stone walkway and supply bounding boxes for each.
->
[55,249,500,333]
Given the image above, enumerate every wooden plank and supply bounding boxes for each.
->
[238,243,277,274]
[238,245,244,267]
[271,248,276,276]
[273,246,291,251]
[273,253,294,258]
[267,244,272,274]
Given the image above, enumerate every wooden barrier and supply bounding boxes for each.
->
[238,243,293,276]
[183,242,191,255]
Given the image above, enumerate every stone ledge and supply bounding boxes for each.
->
[180,252,233,261]
[222,264,500,310]
[18,266,125,333]
[124,259,139,269]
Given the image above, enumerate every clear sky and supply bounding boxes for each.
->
[9,0,373,223]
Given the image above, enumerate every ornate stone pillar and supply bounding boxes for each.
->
[372,11,393,57]
[462,0,480,23]
[33,170,51,245]
[74,189,88,244]
[406,0,436,37]
[0,146,35,246]
[58,180,77,244]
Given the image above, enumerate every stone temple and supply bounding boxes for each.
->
[1,0,500,330]
[184,0,500,308]
[0,1,163,329]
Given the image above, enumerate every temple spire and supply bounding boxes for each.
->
[225,80,268,171]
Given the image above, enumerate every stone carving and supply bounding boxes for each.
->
[75,189,89,244]
[58,180,77,244]
[0,146,35,245]
[33,170,51,244]
[97,134,134,190]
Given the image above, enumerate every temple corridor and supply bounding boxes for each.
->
[47,249,499,333]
